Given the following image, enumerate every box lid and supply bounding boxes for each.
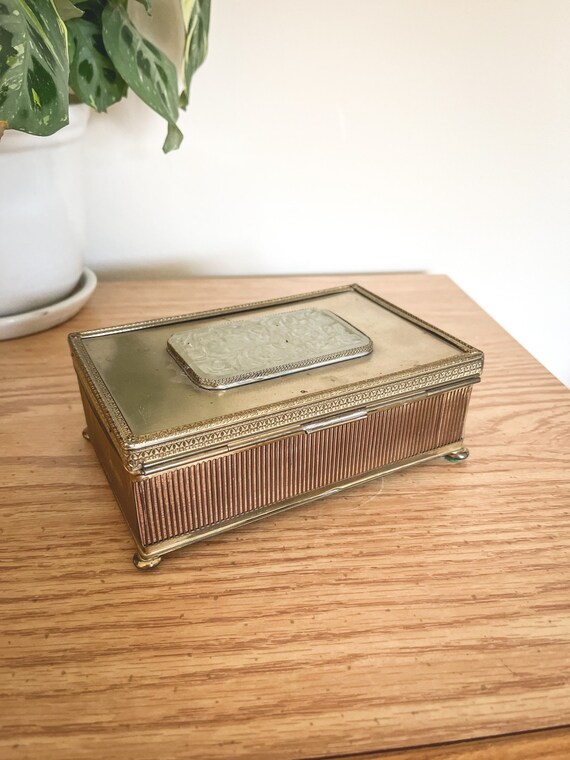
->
[69,284,483,472]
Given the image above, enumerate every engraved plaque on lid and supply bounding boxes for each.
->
[167,308,373,389]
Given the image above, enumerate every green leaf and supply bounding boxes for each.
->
[164,120,182,152]
[102,0,181,152]
[73,0,104,19]
[0,0,69,136]
[134,0,151,14]
[54,0,83,21]
[179,0,209,108]
[67,16,126,111]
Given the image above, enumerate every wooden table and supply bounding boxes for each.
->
[1,274,569,760]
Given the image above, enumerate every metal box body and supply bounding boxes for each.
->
[69,284,483,566]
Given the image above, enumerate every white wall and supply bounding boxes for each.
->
[84,1,570,386]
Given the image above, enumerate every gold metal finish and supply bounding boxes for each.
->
[444,447,470,462]
[133,552,162,570]
[69,284,483,472]
[129,441,464,564]
[133,386,471,546]
[70,283,484,567]
[82,427,90,441]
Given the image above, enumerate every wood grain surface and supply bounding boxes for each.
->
[1,274,569,760]
[340,726,570,759]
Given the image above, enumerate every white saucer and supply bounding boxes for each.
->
[0,268,97,340]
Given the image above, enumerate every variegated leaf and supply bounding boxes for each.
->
[54,0,83,21]
[73,0,104,14]
[179,0,209,108]
[72,0,105,23]
[67,16,126,111]
[0,0,69,136]
[102,0,181,152]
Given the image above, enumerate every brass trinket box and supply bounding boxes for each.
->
[69,284,483,569]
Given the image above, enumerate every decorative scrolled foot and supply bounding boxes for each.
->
[82,427,91,441]
[133,552,162,570]
[444,447,469,463]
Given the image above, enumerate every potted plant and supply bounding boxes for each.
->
[0,0,210,338]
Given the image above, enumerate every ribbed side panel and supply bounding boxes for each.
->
[134,386,472,545]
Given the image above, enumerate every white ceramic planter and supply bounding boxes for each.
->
[0,104,92,324]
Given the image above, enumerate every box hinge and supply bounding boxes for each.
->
[302,408,368,434]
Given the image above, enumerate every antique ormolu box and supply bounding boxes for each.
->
[69,284,483,569]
